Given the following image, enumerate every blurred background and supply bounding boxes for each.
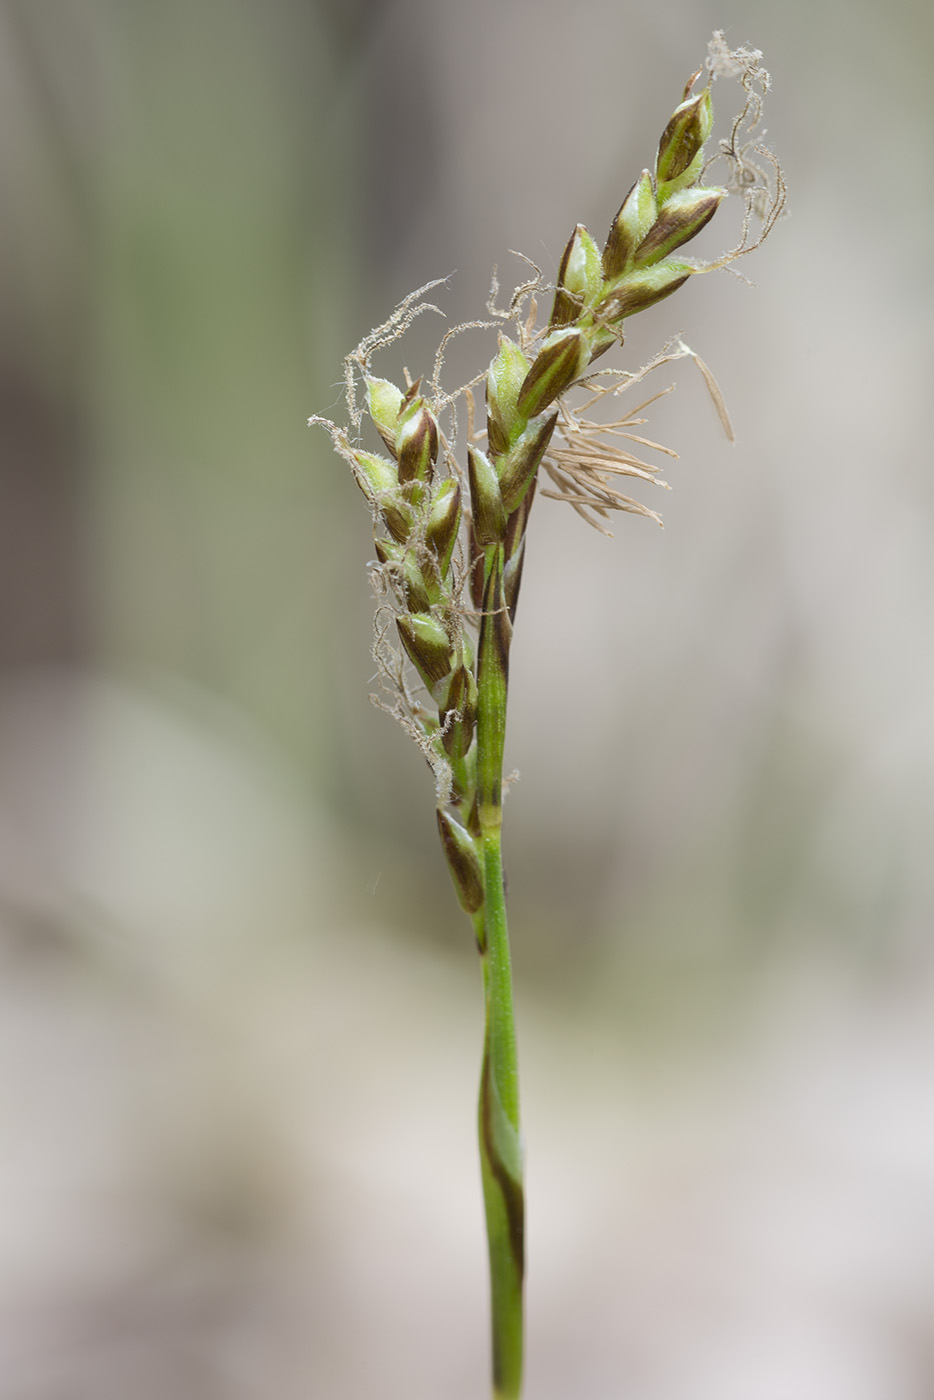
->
[1,0,933,1396]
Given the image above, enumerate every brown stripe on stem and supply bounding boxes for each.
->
[480,1047,525,1283]
[482,555,511,691]
[503,482,536,622]
[469,523,486,612]
[476,550,511,822]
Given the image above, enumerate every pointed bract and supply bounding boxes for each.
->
[353,449,413,542]
[436,808,484,913]
[468,445,507,544]
[439,662,478,759]
[396,397,439,484]
[352,448,398,499]
[656,151,707,204]
[401,552,433,613]
[603,172,657,279]
[365,377,406,457]
[396,612,455,688]
[374,536,400,566]
[633,187,726,266]
[498,410,558,515]
[487,337,532,456]
[595,260,693,324]
[381,500,415,544]
[374,537,432,610]
[550,224,603,327]
[655,88,713,187]
[425,478,462,575]
[516,328,586,419]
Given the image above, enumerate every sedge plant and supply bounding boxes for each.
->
[311,33,784,1400]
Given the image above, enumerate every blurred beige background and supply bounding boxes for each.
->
[1,1,933,1397]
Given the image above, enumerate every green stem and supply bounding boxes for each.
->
[474,542,524,1399]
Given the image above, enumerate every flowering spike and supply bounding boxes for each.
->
[602,171,657,279]
[310,42,784,1400]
